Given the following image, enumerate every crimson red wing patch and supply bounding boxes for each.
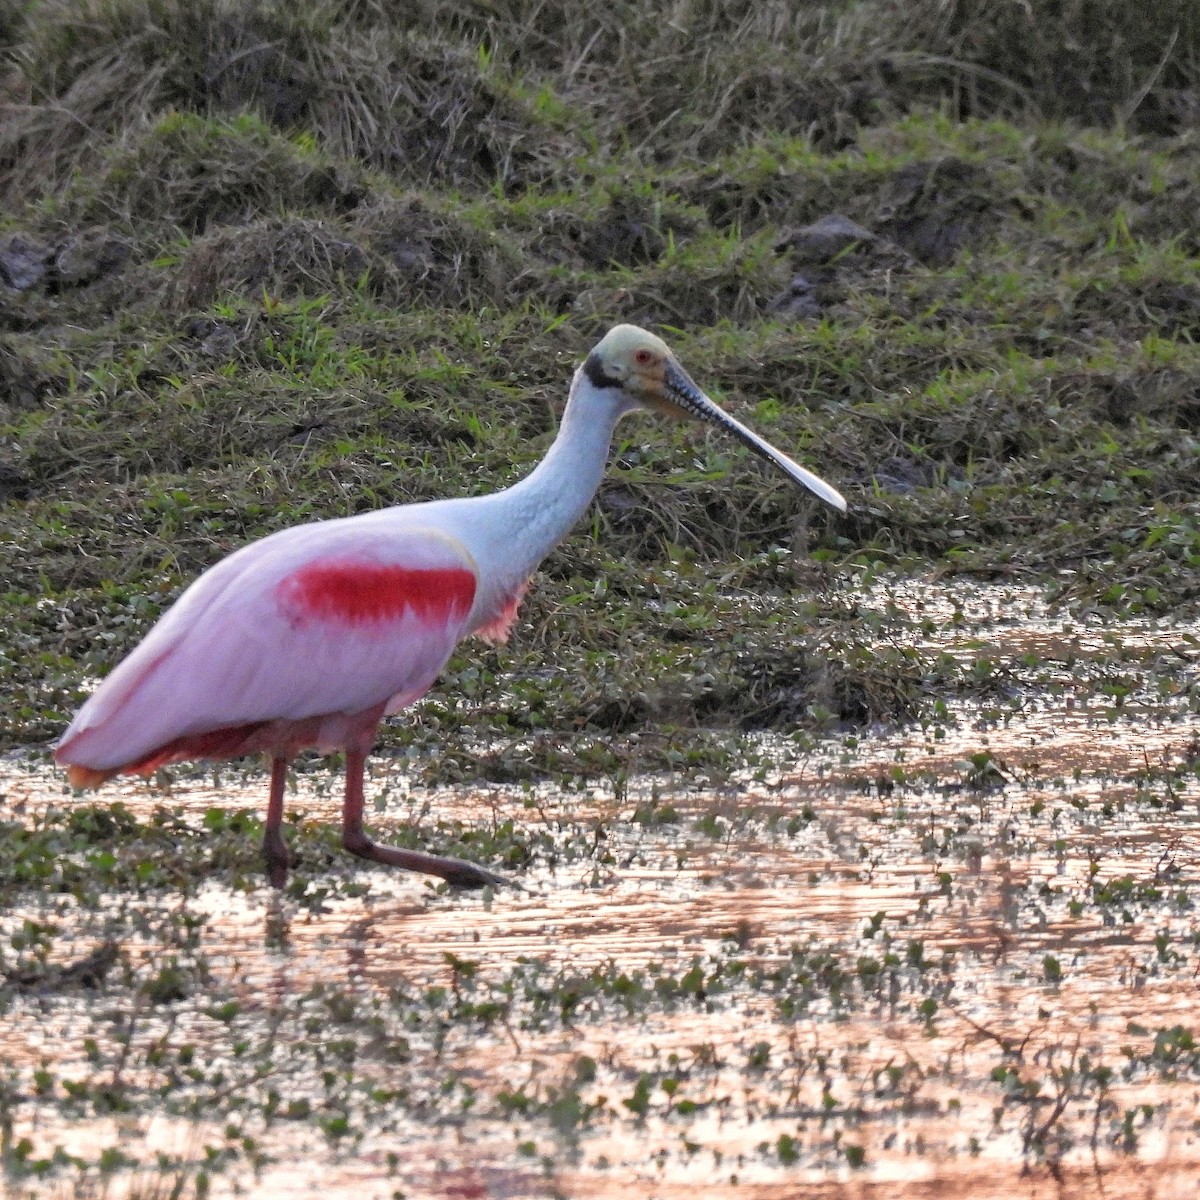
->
[278,561,477,627]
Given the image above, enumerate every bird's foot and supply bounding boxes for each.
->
[342,831,509,889]
[263,828,290,890]
[438,858,510,890]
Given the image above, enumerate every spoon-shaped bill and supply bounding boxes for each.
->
[665,361,848,512]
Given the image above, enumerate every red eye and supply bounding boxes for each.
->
[635,349,653,365]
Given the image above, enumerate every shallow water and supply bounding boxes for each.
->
[3,582,1199,1198]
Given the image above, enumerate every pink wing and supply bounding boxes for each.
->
[55,521,479,776]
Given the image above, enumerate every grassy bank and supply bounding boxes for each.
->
[1,0,1198,770]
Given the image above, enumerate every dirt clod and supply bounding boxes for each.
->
[0,232,52,291]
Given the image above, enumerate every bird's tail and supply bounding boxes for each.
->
[64,763,117,790]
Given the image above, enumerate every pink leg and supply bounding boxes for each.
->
[340,747,506,888]
[263,756,290,889]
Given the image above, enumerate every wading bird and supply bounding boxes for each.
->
[56,325,846,888]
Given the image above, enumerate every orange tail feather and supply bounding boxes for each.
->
[65,764,117,790]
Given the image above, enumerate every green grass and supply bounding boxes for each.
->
[0,0,1198,765]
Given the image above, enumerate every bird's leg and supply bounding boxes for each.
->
[263,756,291,889]
[340,747,507,888]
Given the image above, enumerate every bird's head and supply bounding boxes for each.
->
[582,324,847,512]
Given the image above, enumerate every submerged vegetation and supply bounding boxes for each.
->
[2,1,1200,1194]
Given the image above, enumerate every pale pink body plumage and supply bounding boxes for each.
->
[55,325,846,888]
[57,521,521,782]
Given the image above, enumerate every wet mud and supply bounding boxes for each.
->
[2,583,1199,1198]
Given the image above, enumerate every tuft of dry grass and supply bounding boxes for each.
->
[5,0,1199,214]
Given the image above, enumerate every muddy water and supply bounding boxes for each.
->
[3,582,1200,1199]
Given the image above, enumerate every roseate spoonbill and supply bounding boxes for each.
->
[55,324,847,889]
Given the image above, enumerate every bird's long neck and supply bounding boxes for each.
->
[475,369,631,584]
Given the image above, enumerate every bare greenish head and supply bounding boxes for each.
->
[582,324,847,512]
